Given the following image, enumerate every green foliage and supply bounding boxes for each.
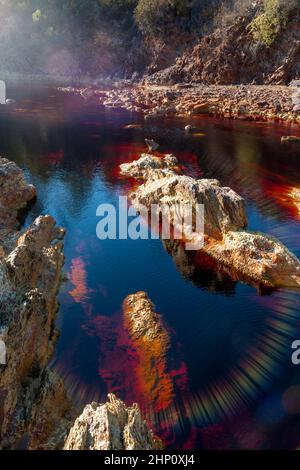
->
[134,0,192,37]
[250,0,299,47]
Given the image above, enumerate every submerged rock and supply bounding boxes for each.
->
[123,291,170,347]
[123,292,174,412]
[64,393,163,450]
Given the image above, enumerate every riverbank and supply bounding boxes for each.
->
[99,84,300,126]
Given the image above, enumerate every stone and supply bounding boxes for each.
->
[64,394,163,450]
[119,153,300,289]
[206,231,300,288]
[130,170,247,240]
[145,139,159,152]
[0,157,36,229]
[281,135,300,144]
[120,153,179,180]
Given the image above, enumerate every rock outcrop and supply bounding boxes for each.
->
[64,393,163,450]
[0,158,74,449]
[99,83,300,125]
[0,215,72,449]
[120,154,300,289]
[0,157,36,230]
[0,158,164,450]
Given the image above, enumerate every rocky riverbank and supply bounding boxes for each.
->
[0,158,160,450]
[0,158,73,449]
[59,83,300,126]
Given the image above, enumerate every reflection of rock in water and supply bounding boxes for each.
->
[163,239,237,294]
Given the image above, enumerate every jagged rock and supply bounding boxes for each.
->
[123,292,174,411]
[281,135,300,144]
[64,394,163,450]
[206,231,300,289]
[0,157,36,229]
[120,153,179,180]
[128,157,247,240]
[0,214,70,449]
[0,159,73,449]
[120,153,300,289]
[123,291,170,346]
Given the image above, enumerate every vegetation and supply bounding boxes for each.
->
[0,0,298,78]
[250,0,300,47]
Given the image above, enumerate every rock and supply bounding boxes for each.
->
[120,153,300,289]
[192,102,210,114]
[0,157,36,229]
[64,394,163,450]
[120,153,179,180]
[0,214,69,449]
[145,139,159,152]
[123,292,174,411]
[130,170,247,240]
[281,135,300,143]
[206,231,300,289]
[123,291,170,346]
[0,158,73,450]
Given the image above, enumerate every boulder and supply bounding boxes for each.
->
[120,153,300,289]
[206,231,300,289]
[281,136,300,144]
[0,157,36,229]
[131,172,247,240]
[120,153,179,180]
[64,394,163,450]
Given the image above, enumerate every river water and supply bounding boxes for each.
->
[1,82,300,449]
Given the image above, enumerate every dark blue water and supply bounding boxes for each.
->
[1,83,300,449]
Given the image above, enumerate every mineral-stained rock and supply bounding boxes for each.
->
[64,393,163,450]
[123,292,174,412]
[0,157,36,229]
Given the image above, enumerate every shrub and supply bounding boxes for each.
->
[250,0,300,47]
[134,0,191,37]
